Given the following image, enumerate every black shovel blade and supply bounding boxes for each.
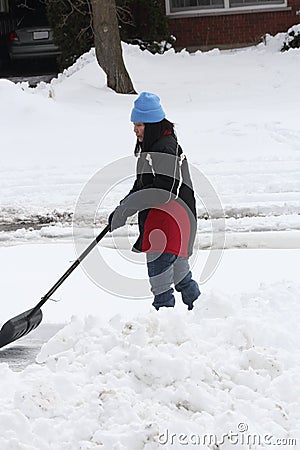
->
[0,308,43,349]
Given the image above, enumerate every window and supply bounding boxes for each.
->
[229,0,284,5]
[0,0,9,13]
[168,0,286,13]
[171,0,224,9]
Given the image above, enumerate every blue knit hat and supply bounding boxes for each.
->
[131,92,165,123]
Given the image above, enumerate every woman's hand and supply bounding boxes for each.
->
[108,206,128,232]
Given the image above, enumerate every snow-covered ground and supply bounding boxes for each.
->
[0,32,299,449]
[1,36,300,239]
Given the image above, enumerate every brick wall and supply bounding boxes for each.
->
[165,0,300,49]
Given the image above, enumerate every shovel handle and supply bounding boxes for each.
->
[30,224,111,316]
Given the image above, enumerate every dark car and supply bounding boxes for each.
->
[8,24,60,62]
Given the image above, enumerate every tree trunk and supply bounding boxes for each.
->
[91,0,136,94]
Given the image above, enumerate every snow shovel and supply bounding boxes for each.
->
[0,224,111,349]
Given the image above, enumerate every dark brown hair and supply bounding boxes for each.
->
[134,119,175,156]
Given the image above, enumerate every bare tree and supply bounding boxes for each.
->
[91,0,136,94]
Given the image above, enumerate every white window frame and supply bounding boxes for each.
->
[0,0,9,13]
[166,0,288,16]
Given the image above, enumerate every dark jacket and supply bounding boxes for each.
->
[120,133,197,257]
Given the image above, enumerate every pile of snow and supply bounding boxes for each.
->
[0,282,299,449]
[19,48,97,98]
[282,24,300,51]
[0,224,73,244]
[258,32,287,52]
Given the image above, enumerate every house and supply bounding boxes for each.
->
[163,0,300,50]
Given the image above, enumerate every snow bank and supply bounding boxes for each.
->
[282,24,300,50]
[0,282,299,449]
[2,213,300,249]
[258,32,286,52]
